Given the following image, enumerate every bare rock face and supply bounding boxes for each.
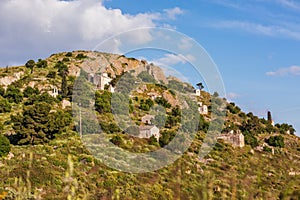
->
[80,52,168,84]
[0,71,24,88]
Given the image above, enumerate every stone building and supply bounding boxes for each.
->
[138,125,160,141]
[88,72,112,90]
[217,130,245,147]
[195,89,201,96]
[198,102,208,115]
[48,86,59,98]
[141,114,155,125]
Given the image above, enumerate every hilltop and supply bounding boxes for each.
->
[0,50,299,199]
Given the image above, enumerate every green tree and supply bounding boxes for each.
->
[266,135,284,148]
[95,91,112,114]
[56,61,69,98]
[36,59,47,68]
[10,102,62,145]
[0,134,10,157]
[0,98,11,113]
[196,82,204,90]
[151,114,166,129]
[0,86,5,97]
[4,85,23,103]
[138,71,156,83]
[25,59,35,73]
[23,86,39,98]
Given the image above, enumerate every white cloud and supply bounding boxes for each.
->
[163,7,184,20]
[0,0,171,67]
[266,65,300,76]
[277,0,300,10]
[152,53,195,66]
[178,38,193,50]
[209,20,300,41]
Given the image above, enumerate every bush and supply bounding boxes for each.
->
[23,86,39,98]
[243,131,259,148]
[36,59,47,68]
[47,71,57,79]
[266,135,284,148]
[65,52,73,57]
[138,71,156,83]
[0,86,5,97]
[0,98,11,113]
[0,134,10,157]
[76,53,87,59]
[4,85,23,103]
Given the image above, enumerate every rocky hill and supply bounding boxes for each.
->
[0,50,299,199]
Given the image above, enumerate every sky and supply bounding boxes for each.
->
[0,0,300,135]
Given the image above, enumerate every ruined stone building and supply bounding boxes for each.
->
[217,130,245,147]
[88,72,112,90]
[138,125,160,141]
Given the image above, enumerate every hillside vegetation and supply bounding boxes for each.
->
[0,51,299,199]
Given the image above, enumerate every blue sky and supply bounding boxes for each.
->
[0,0,299,135]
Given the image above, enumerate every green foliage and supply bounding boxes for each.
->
[75,53,87,59]
[110,135,123,146]
[138,71,156,83]
[23,86,39,98]
[47,70,57,79]
[95,91,112,114]
[25,92,57,105]
[263,146,273,152]
[36,59,47,68]
[148,135,159,146]
[100,121,121,134]
[125,126,139,136]
[198,115,209,132]
[25,59,35,73]
[62,57,70,62]
[111,93,129,115]
[10,102,69,145]
[168,80,194,93]
[159,130,176,147]
[151,114,166,129]
[139,98,154,111]
[65,52,73,57]
[155,97,171,108]
[0,97,11,113]
[227,102,241,114]
[243,131,258,148]
[266,135,284,148]
[275,123,295,135]
[55,61,69,98]
[0,86,5,97]
[0,134,10,157]
[4,85,23,103]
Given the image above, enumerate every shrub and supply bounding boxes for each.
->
[243,131,259,148]
[0,134,10,157]
[4,85,23,103]
[0,98,11,113]
[47,71,57,79]
[76,53,87,59]
[36,59,47,68]
[266,135,284,148]
[138,71,156,83]
[65,52,73,57]
[23,86,39,98]
[0,86,5,97]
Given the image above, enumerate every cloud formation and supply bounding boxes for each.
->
[210,20,300,41]
[0,0,180,67]
[163,7,184,20]
[266,65,300,76]
[152,53,195,66]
